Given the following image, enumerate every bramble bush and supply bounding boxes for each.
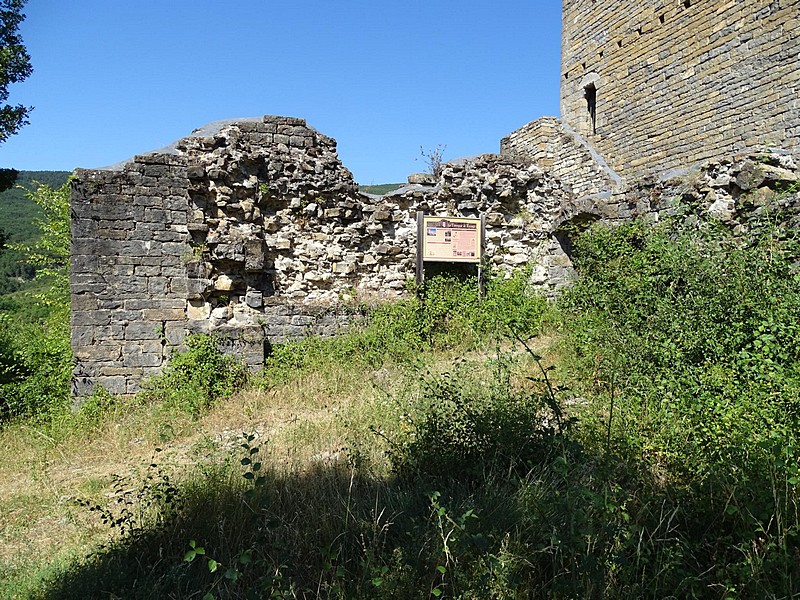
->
[561,216,800,595]
[563,218,800,479]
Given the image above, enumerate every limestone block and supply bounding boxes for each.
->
[760,164,798,184]
[74,343,122,361]
[164,323,186,346]
[187,279,212,299]
[735,161,765,190]
[408,173,437,185]
[245,290,263,308]
[215,274,235,291]
[187,300,212,320]
[96,376,128,395]
[123,351,163,368]
[244,240,265,271]
[125,322,159,341]
[214,243,245,262]
[373,208,392,221]
[143,308,185,321]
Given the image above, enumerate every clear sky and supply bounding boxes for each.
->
[1,1,562,184]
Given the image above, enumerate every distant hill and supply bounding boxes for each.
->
[0,171,71,295]
[359,183,404,195]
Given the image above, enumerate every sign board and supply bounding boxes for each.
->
[420,216,482,263]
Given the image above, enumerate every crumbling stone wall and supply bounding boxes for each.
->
[559,0,799,182]
[71,116,588,396]
[625,151,800,229]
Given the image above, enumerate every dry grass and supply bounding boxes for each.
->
[0,333,557,598]
[0,358,408,577]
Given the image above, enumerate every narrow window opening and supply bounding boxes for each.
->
[684,0,690,7]
[584,83,597,135]
[617,39,623,48]
[598,50,604,59]
[659,13,665,24]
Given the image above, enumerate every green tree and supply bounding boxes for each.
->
[1,181,71,420]
[0,1,32,192]
[14,181,71,307]
[0,0,32,144]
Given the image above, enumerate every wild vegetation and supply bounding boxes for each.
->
[1,182,799,598]
[0,0,33,146]
[0,170,70,294]
[0,177,71,421]
[357,183,404,195]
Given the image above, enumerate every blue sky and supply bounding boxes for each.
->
[1,1,562,184]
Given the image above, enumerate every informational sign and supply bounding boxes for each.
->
[421,216,482,263]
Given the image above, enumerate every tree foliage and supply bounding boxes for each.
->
[0,181,71,421]
[13,180,71,306]
[0,166,17,192]
[0,0,32,146]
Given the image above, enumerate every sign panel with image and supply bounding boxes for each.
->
[421,216,482,263]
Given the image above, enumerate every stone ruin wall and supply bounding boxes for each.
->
[71,116,586,396]
[71,115,800,398]
[500,116,621,202]
[559,0,800,183]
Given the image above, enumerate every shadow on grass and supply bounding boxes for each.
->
[29,431,800,600]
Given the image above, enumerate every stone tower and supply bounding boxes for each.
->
[559,0,799,181]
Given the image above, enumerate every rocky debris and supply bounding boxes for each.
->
[630,152,800,229]
[407,173,437,185]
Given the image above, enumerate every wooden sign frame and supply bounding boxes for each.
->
[416,211,486,295]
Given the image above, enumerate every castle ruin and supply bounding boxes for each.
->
[70,0,800,396]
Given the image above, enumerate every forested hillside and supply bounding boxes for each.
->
[0,171,70,294]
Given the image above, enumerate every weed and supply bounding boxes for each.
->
[138,334,248,415]
[259,270,548,385]
[419,144,447,178]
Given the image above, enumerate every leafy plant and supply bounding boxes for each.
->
[138,334,248,415]
[378,351,570,481]
[261,270,548,383]
[11,180,71,307]
[0,181,73,422]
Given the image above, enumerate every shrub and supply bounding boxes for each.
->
[562,219,800,480]
[138,334,248,415]
[560,218,800,595]
[382,356,569,481]
[0,181,73,422]
[0,308,71,422]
